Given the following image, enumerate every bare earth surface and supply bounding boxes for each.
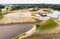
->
[0,9,38,24]
[0,8,52,24]
[24,33,60,39]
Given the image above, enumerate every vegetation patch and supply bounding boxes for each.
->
[35,18,59,30]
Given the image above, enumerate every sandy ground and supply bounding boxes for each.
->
[0,9,38,24]
[0,8,52,24]
[24,33,60,39]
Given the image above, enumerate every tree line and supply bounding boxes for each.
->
[0,4,60,11]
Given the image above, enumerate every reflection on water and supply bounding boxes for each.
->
[0,24,33,39]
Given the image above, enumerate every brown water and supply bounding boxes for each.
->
[0,24,60,39]
[0,24,33,39]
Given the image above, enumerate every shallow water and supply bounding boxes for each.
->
[0,24,33,39]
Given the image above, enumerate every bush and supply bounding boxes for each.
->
[0,15,4,19]
[0,13,4,19]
